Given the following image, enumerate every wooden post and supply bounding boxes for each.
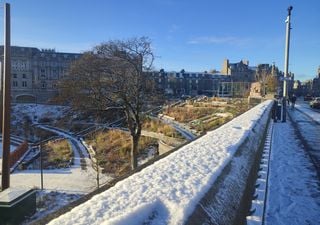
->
[1,3,11,190]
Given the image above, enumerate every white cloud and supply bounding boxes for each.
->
[187,36,251,46]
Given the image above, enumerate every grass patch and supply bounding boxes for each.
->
[163,98,252,134]
[142,117,183,138]
[163,107,219,123]
[43,139,73,168]
[87,130,157,176]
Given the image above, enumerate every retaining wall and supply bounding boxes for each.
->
[186,103,272,224]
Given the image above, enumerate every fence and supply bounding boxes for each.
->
[9,141,29,168]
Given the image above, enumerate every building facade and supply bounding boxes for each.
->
[293,67,319,97]
[221,59,256,82]
[152,70,251,97]
[311,66,320,96]
[0,46,81,103]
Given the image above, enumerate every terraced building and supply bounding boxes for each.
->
[0,46,81,103]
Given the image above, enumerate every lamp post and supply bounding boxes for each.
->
[1,3,11,191]
[282,6,293,122]
[39,144,44,190]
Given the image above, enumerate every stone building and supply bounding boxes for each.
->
[311,66,320,96]
[221,59,256,82]
[152,70,250,97]
[0,46,81,103]
[152,70,231,97]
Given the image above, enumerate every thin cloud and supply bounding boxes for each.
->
[169,24,180,33]
[187,36,251,46]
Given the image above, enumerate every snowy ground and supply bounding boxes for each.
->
[22,190,83,225]
[47,101,272,225]
[12,103,69,124]
[295,99,320,123]
[264,102,320,225]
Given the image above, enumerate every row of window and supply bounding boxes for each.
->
[13,74,28,79]
[13,81,28,87]
[12,72,61,80]
[12,81,57,89]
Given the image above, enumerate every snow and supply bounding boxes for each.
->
[47,100,272,225]
[0,143,17,153]
[12,103,69,123]
[264,102,320,225]
[295,101,320,123]
[22,190,83,225]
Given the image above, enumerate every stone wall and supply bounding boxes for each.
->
[185,103,271,225]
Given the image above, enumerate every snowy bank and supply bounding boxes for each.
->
[48,100,272,225]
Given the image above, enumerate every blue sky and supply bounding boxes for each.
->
[0,0,319,81]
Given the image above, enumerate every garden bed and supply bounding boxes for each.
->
[86,130,158,176]
[42,139,73,169]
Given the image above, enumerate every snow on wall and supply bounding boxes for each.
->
[48,100,273,225]
[187,101,272,224]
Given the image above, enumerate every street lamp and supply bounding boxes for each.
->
[39,144,43,190]
[281,6,293,122]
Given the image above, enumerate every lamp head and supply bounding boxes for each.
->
[288,6,293,15]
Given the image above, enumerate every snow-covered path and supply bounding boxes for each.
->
[265,102,320,225]
[10,125,112,193]
[11,167,98,194]
[37,125,90,159]
[171,122,196,140]
[158,118,196,140]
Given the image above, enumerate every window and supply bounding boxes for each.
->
[13,81,18,87]
[22,81,27,87]
[13,74,17,78]
[40,68,45,77]
[22,74,27,79]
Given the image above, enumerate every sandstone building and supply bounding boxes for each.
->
[0,46,81,103]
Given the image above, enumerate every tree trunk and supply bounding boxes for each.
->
[130,135,139,170]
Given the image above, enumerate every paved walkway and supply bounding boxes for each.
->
[264,101,320,225]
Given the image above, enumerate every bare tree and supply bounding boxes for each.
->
[256,69,271,97]
[58,37,158,170]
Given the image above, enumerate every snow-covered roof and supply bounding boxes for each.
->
[48,100,272,225]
